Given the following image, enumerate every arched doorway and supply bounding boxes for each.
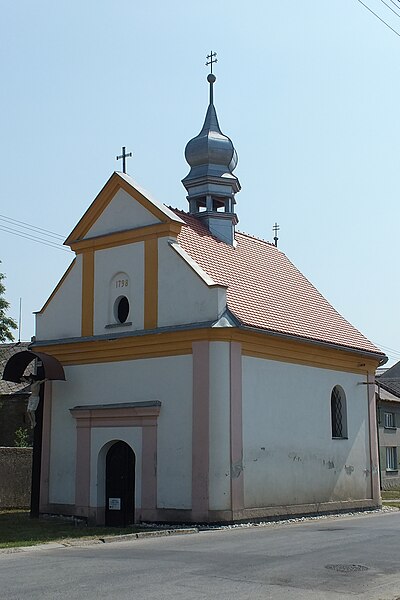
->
[105,441,135,527]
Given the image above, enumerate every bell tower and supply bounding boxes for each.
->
[182,53,241,245]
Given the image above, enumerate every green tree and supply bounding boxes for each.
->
[0,264,17,342]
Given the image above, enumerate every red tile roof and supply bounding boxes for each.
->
[173,209,383,356]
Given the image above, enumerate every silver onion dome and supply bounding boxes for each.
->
[184,74,238,179]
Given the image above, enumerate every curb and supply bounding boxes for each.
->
[0,528,199,554]
[98,527,198,544]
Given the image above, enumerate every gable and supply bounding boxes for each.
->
[84,188,160,239]
[65,172,183,248]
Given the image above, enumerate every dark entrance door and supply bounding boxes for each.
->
[105,441,135,527]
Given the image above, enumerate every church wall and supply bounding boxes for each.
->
[157,237,225,328]
[242,356,371,508]
[35,256,82,341]
[209,342,231,511]
[47,354,192,510]
[84,188,160,239]
[93,242,145,334]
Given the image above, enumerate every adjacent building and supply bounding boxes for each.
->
[376,363,400,489]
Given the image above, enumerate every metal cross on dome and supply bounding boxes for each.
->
[116,146,133,174]
[206,51,217,73]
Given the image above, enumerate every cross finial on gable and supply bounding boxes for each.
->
[273,222,280,248]
[116,146,133,174]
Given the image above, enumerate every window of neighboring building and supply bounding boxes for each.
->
[331,385,348,439]
[384,412,396,429]
[386,447,398,471]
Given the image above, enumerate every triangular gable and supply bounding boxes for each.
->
[65,172,183,246]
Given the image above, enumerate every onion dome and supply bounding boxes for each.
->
[182,72,241,246]
[184,75,238,178]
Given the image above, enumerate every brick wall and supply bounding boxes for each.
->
[0,447,32,508]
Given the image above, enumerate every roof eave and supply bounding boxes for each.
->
[237,323,387,365]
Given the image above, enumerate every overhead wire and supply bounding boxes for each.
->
[0,224,72,253]
[0,212,72,253]
[379,0,400,18]
[374,342,400,358]
[387,0,400,12]
[0,214,65,240]
[355,0,400,37]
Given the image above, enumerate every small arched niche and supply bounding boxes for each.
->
[107,272,132,328]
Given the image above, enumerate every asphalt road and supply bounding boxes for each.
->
[1,512,400,599]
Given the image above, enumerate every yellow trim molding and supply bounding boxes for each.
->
[81,250,94,337]
[70,222,181,254]
[34,328,380,374]
[144,238,158,329]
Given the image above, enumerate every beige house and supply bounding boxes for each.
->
[377,363,400,489]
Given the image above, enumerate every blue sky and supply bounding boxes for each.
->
[1,0,400,364]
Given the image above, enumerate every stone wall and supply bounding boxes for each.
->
[0,447,32,508]
[0,394,32,447]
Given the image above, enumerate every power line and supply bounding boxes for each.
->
[387,0,400,13]
[0,225,72,253]
[379,0,400,18]
[0,214,65,240]
[356,0,400,37]
[375,342,400,356]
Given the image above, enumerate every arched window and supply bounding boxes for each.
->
[331,385,347,439]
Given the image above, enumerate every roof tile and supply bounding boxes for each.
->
[173,209,382,356]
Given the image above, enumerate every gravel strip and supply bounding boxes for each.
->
[139,505,399,531]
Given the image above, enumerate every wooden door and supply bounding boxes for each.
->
[105,441,135,527]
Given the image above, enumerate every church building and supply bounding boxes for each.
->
[32,67,386,525]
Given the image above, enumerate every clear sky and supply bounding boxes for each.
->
[1,0,400,364]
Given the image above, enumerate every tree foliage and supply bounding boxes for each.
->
[0,264,17,342]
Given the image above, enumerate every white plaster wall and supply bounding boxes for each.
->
[48,355,192,509]
[91,428,142,510]
[209,342,231,510]
[85,189,160,238]
[93,242,144,334]
[48,376,77,505]
[158,237,226,327]
[242,357,370,508]
[35,257,82,341]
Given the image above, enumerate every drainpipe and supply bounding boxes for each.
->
[376,382,382,491]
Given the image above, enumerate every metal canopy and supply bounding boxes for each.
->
[2,350,65,383]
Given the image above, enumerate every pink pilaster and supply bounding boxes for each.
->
[74,413,91,517]
[230,342,244,513]
[192,341,210,520]
[141,424,157,511]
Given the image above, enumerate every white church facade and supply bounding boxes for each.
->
[32,70,385,525]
